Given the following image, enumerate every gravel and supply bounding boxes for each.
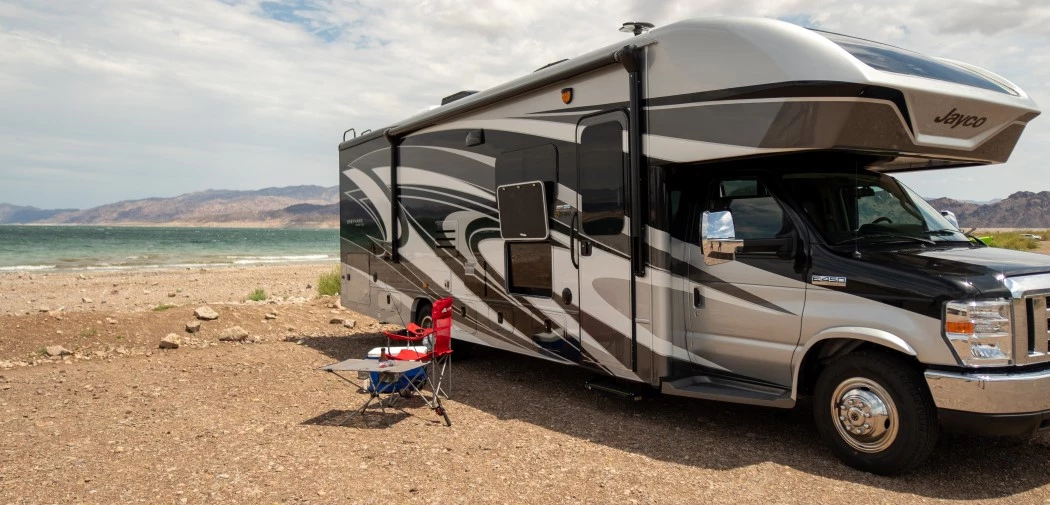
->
[1,266,1049,503]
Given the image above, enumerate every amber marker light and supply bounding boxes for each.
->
[945,321,975,334]
[561,87,573,104]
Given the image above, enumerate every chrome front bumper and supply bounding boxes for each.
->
[926,368,1050,414]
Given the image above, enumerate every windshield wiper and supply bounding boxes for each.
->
[928,228,988,246]
[834,234,936,246]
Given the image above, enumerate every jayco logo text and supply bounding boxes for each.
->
[933,107,987,129]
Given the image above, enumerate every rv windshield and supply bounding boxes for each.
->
[780,170,967,246]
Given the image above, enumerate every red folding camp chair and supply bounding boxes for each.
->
[383,296,454,400]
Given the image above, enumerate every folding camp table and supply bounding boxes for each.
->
[320,358,451,426]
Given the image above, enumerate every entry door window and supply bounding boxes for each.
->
[579,121,626,236]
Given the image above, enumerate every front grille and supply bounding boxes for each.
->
[1016,296,1050,364]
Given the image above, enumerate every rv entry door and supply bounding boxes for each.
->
[574,112,633,375]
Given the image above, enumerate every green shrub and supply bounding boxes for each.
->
[984,232,1039,251]
[317,267,340,297]
[152,304,177,312]
[247,288,267,302]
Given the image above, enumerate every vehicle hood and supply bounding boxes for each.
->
[862,245,1050,297]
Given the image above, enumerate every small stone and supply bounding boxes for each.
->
[264,313,277,320]
[45,346,72,357]
[38,306,50,313]
[218,326,249,342]
[105,317,118,325]
[167,292,177,298]
[185,321,201,334]
[329,318,344,325]
[245,335,261,344]
[159,334,181,349]
[82,297,93,303]
[193,306,219,321]
[343,319,357,329]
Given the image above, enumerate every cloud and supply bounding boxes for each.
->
[0,0,1047,207]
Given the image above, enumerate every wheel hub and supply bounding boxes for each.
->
[830,378,899,453]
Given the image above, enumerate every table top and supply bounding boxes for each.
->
[321,358,428,373]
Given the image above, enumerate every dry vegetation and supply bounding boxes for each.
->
[1,266,1050,503]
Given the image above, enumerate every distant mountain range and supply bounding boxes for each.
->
[0,186,339,228]
[2,185,1046,229]
[928,191,1050,228]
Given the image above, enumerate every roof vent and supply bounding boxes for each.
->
[619,22,654,36]
[441,90,478,106]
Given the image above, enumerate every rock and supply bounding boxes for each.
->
[185,321,201,333]
[218,326,249,342]
[38,306,50,313]
[343,319,357,329]
[45,346,72,357]
[194,306,219,321]
[264,313,277,320]
[306,283,313,289]
[159,334,181,349]
[329,318,344,325]
[82,297,93,303]
[167,292,177,298]
[105,317,117,325]
[245,335,261,344]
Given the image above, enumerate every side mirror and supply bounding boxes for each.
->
[940,210,959,230]
[701,210,744,266]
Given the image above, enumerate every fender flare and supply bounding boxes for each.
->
[791,327,918,398]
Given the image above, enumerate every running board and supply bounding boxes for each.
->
[661,375,795,408]
[585,377,645,401]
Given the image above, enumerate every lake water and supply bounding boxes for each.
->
[0,225,338,272]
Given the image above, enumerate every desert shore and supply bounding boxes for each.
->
[1,265,1050,503]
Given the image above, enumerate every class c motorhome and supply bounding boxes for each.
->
[337,17,1045,474]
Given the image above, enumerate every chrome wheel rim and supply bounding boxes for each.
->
[831,377,899,453]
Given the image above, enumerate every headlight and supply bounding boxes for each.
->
[945,299,1013,366]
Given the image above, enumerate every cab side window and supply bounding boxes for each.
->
[710,178,793,240]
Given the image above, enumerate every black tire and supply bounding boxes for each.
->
[416,301,474,359]
[812,350,939,475]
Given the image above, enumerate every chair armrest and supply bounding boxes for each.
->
[383,330,427,342]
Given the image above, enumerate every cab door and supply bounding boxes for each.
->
[683,175,805,386]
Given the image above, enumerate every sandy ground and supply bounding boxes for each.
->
[1,265,1050,504]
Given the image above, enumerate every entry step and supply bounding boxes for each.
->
[661,375,794,408]
[585,377,646,401]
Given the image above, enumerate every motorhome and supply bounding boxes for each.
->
[337,17,1045,474]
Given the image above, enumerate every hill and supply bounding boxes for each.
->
[0,204,78,224]
[0,186,339,227]
[928,191,1050,228]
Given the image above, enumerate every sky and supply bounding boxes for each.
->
[1,0,1049,209]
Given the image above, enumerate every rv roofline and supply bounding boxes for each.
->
[338,38,656,151]
[388,38,656,137]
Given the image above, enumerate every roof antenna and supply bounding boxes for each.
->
[620,22,654,36]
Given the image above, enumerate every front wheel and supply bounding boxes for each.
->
[813,350,939,475]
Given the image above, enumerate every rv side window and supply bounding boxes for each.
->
[710,178,791,240]
[579,121,626,236]
[495,144,558,189]
[505,241,553,297]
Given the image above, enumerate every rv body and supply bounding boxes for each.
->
[338,18,1045,474]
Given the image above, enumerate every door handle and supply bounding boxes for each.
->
[693,287,703,308]
[579,239,592,257]
[569,211,579,269]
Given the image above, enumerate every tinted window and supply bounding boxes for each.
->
[579,121,625,236]
[820,32,1013,95]
[506,241,552,297]
[712,179,790,240]
[495,144,558,188]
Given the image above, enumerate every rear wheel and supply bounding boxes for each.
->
[812,350,939,475]
[416,301,474,359]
